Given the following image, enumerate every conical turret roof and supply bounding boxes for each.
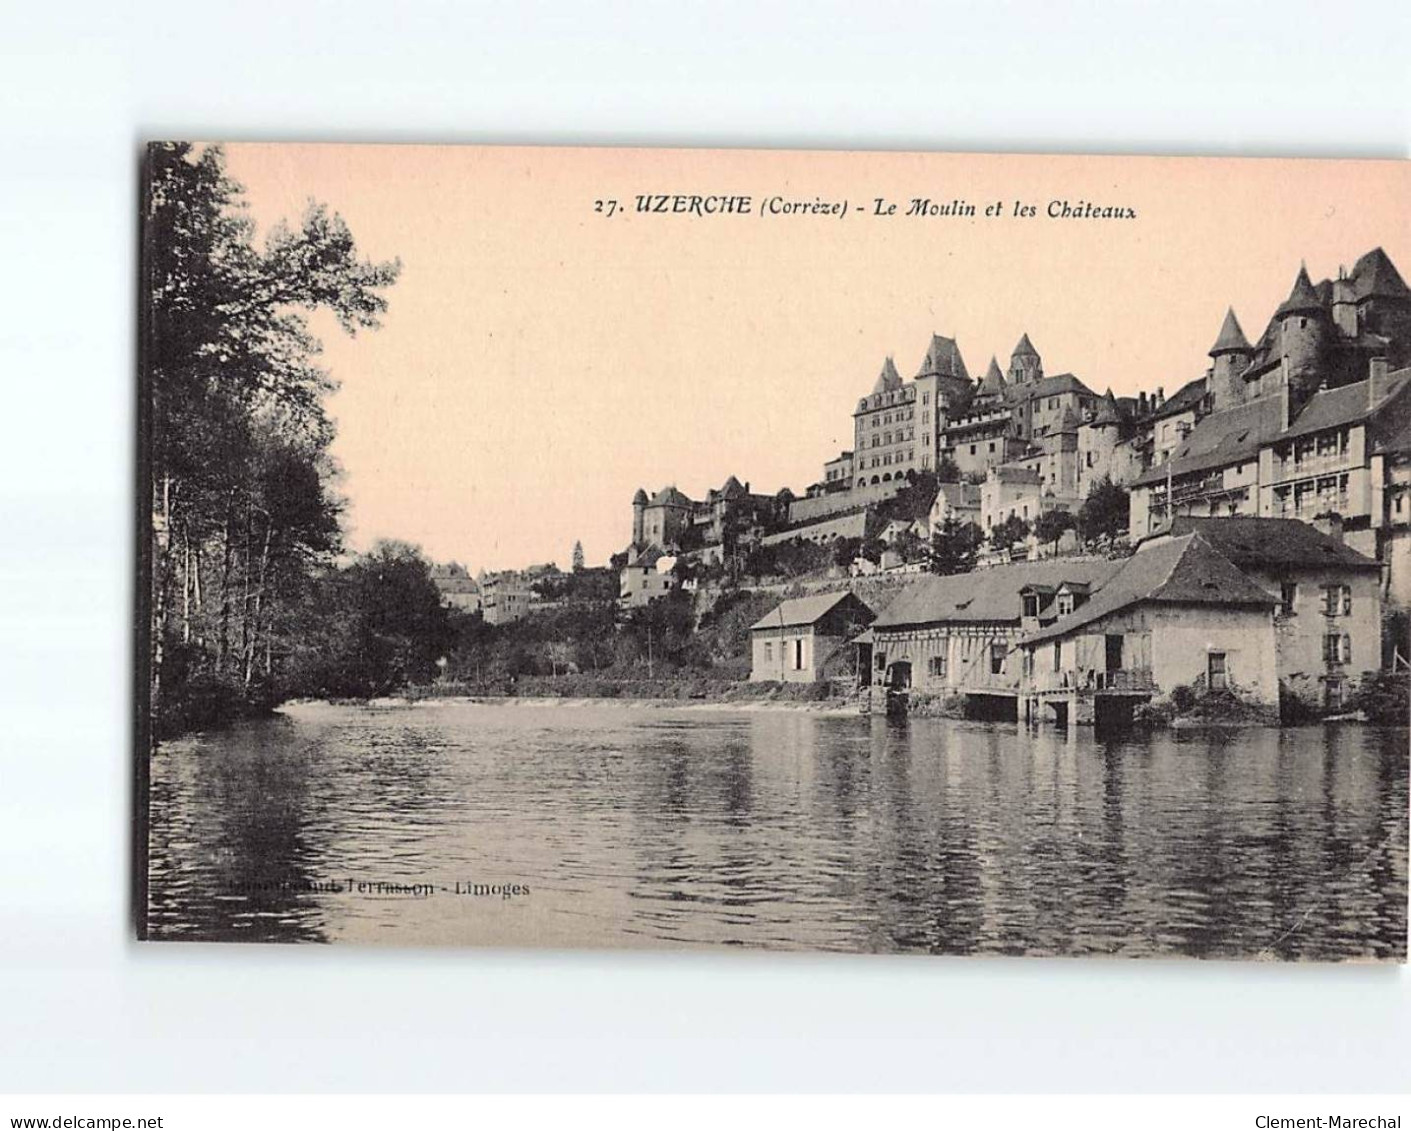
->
[1011,332,1039,359]
[720,475,746,499]
[978,356,1007,397]
[1209,307,1252,355]
[1275,265,1324,319]
[632,487,648,505]
[871,356,903,394]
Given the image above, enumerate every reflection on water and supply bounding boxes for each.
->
[147,701,1408,959]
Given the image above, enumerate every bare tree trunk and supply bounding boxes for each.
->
[151,472,173,712]
[216,493,235,673]
[244,524,273,689]
[180,526,191,644]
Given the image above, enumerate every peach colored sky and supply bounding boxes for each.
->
[219,144,1409,571]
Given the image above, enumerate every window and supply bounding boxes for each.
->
[990,644,1005,675]
[928,653,947,679]
[1052,642,1062,672]
[1280,582,1297,616]
[1322,584,1352,616]
[1057,594,1075,616]
[875,652,886,672]
[1323,633,1352,664]
[1208,652,1228,689]
[793,638,804,671]
[764,642,773,662]
[1022,594,1038,618]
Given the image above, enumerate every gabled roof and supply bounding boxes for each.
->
[750,590,872,631]
[1011,333,1039,359]
[1006,372,1094,404]
[1021,534,1274,645]
[934,481,981,508]
[1275,264,1324,319]
[1210,307,1252,355]
[720,475,747,499]
[1150,376,1207,421]
[978,356,1008,397]
[649,485,694,508]
[994,464,1042,485]
[872,558,1118,630]
[917,334,970,381]
[1164,516,1381,572]
[1133,394,1284,486]
[872,356,903,394]
[1351,247,1410,302]
[1279,370,1411,442]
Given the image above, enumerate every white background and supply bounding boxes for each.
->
[1,0,1408,1095]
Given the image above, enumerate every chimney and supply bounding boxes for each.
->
[1313,513,1345,544]
[1370,357,1389,409]
[1138,391,1148,414]
[1155,386,1165,407]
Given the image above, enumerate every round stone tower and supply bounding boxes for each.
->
[1275,264,1328,403]
[631,488,647,546]
[1208,307,1252,412]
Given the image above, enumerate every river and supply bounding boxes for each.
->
[145,700,1408,959]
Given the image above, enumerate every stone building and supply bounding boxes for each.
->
[479,569,532,625]
[853,335,974,488]
[1130,363,1411,605]
[749,591,874,683]
[618,546,679,609]
[1148,517,1384,712]
[1017,532,1279,727]
[865,558,1118,706]
[428,563,482,613]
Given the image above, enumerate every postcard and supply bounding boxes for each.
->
[137,142,1409,957]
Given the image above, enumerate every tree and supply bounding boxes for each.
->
[928,519,983,575]
[1034,509,1076,554]
[144,142,401,734]
[935,454,962,483]
[1078,476,1131,545]
[572,540,585,572]
[989,514,1030,551]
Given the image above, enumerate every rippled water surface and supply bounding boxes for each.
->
[147,701,1408,958]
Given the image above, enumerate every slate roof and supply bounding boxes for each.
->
[632,487,648,505]
[1210,307,1252,355]
[1150,376,1208,421]
[1275,265,1324,319]
[1011,333,1039,359]
[750,591,872,631]
[1165,516,1381,572]
[978,356,1007,397]
[1007,373,1094,404]
[1278,371,1411,442]
[872,558,1119,630]
[649,485,694,508]
[917,334,970,381]
[720,475,747,499]
[872,356,903,394]
[1351,247,1410,301]
[1133,394,1284,486]
[1021,534,1274,645]
[1089,390,1122,426]
[934,481,982,509]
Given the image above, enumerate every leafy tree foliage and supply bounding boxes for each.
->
[1034,508,1077,551]
[928,519,984,575]
[1078,476,1131,545]
[144,143,400,735]
[989,514,1030,550]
